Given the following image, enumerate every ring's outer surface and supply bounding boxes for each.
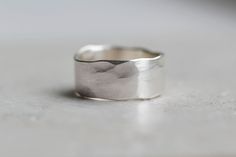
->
[74,45,165,100]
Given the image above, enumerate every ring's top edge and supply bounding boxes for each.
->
[74,45,164,63]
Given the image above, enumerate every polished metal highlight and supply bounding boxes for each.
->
[74,45,165,100]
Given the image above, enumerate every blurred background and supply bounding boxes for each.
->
[1,0,235,41]
[0,1,235,37]
[0,0,236,157]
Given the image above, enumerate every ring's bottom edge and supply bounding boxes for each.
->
[75,91,162,101]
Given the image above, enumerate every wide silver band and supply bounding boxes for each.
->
[74,45,165,100]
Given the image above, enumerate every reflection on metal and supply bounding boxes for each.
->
[74,45,165,100]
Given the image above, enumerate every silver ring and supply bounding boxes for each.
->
[74,45,165,100]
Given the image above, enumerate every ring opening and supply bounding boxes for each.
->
[75,45,160,61]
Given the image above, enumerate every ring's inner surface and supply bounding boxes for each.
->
[76,46,159,61]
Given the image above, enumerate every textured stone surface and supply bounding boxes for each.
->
[1,34,236,156]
